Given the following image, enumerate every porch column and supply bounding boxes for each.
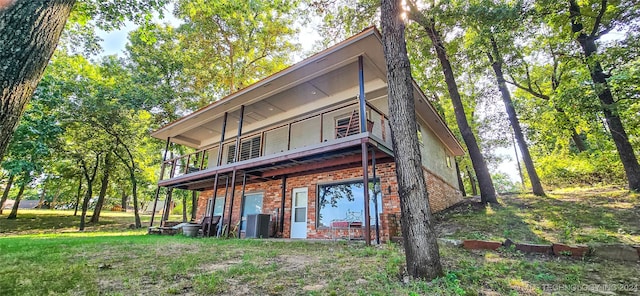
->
[233,105,245,163]
[150,137,171,227]
[358,55,367,133]
[227,170,239,237]
[209,112,228,230]
[371,147,380,244]
[362,142,371,245]
[217,175,230,237]
[238,172,247,238]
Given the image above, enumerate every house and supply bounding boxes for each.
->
[149,27,464,243]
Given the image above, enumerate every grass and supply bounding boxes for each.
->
[0,187,639,295]
[437,186,640,245]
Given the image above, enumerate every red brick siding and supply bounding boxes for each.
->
[195,162,462,242]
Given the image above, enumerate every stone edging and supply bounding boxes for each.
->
[437,238,640,262]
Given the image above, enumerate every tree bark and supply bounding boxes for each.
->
[568,0,640,191]
[90,153,112,223]
[0,0,76,160]
[409,10,498,203]
[79,155,100,231]
[487,36,545,196]
[466,166,478,196]
[0,174,14,215]
[182,192,187,222]
[37,183,47,208]
[51,185,62,210]
[7,180,26,219]
[121,189,127,212]
[455,161,466,196]
[191,191,197,221]
[380,0,443,280]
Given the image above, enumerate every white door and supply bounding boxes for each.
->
[290,188,308,239]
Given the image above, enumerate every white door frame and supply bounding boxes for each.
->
[290,187,308,239]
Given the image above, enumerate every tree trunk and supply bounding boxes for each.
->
[570,129,587,152]
[380,0,443,280]
[90,154,112,223]
[121,189,127,212]
[51,185,62,210]
[7,181,26,219]
[73,178,82,216]
[0,0,76,160]
[182,193,187,222]
[191,191,197,221]
[79,182,93,231]
[466,166,478,196]
[131,173,141,228]
[0,174,14,215]
[411,13,497,203]
[455,161,466,196]
[488,36,545,196]
[37,183,46,208]
[568,0,640,191]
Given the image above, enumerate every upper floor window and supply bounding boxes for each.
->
[227,136,261,163]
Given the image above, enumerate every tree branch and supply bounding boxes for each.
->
[591,0,607,37]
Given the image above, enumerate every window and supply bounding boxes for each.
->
[335,112,360,138]
[240,193,263,231]
[205,196,225,217]
[317,180,382,228]
[417,129,424,146]
[226,136,261,163]
[446,155,452,168]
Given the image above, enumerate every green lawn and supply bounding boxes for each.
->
[436,186,640,245]
[0,187,638,295]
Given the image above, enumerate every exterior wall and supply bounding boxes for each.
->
[418,121,459,190]
[195,161,463,242]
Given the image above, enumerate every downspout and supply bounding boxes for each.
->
[150,136,171,227]
[279,175,287,236]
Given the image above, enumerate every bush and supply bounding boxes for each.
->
[537,151,626,187]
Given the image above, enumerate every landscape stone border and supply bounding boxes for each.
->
[445,238,640,262]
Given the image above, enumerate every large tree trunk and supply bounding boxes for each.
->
[90,154,112,223]
[50,186,62,210]
[121,188,127,212]
[410,11,497,203]
[0,0,76,161]
[380,0,443,280]
[488,36,545,196]
[7,181,26,219]
[568,0,640,191]
[0,174,14,215]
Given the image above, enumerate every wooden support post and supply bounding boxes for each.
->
[362,142,371,245]
[150,137,171,227]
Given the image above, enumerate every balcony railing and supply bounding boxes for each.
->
[159,100,391,181]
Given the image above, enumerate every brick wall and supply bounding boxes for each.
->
[194,161,462,242]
